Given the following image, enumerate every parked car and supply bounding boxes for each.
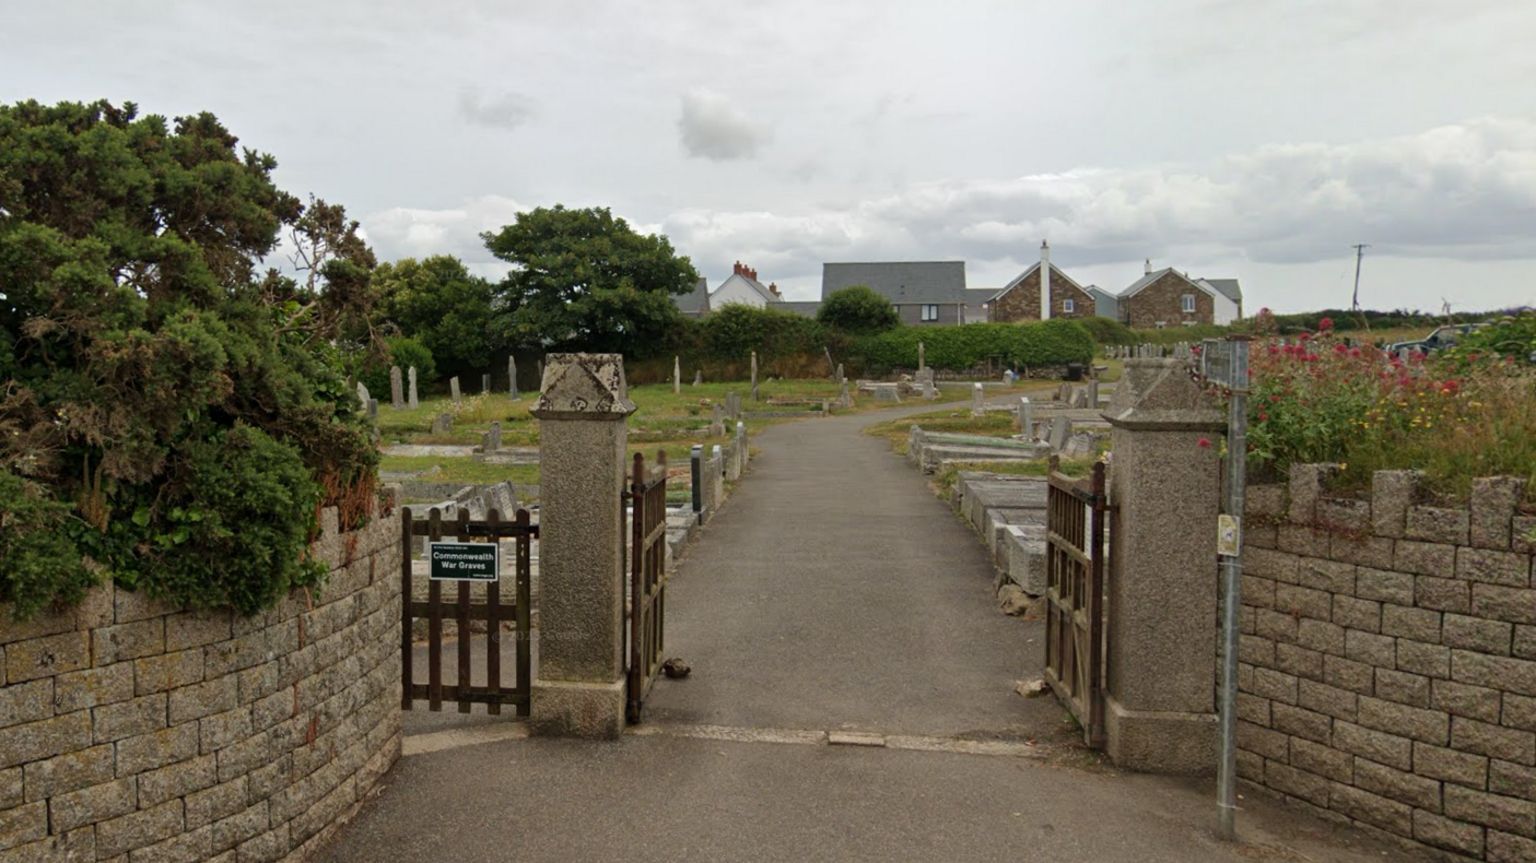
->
[1384,324,1482,355]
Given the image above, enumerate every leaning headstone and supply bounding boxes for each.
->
[673,356,681,395]
[390,365,404,409]
[693,369,703,386]
[356,381,370,408]
[825,346,836,379]
[1071,387,1089,409]
[971,382,984,416]
[750,351,759,402]
[1049,416,1071,451]
[407,366,419,409]
[1057,382,1072,402]
[1018,397,1033,439]
[509,355,519,399]
[450,376,462,405]
[1062,431,1096,459]
[432,413,453,435]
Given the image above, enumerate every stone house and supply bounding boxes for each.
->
[987,241,1100,323]
[821,261,968,325]
[1118,262,1242,328]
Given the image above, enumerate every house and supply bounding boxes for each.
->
[1086,286,1119,322]
[779,301,822,318]
[711,261,783,309]
[821,261,967,325]
[963,289,996,324]
[1118,261,1242,327]
[986,241,1099,322]
[673,277,711,318]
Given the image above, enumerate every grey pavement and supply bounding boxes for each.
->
[320,400,1427,863]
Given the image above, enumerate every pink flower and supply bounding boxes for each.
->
[1318,317,1334,332]
[1197,437,1212,449]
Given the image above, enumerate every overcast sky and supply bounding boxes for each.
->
[4,0,1535,312]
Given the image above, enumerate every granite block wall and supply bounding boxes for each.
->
[0,505,403,862]
[1237,466,1535,861]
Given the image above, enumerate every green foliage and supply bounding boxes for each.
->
[357,336,436,401]
[0,99,378,618]
[0,471,97,619]
[375,256,499,374]
[853,320,1095,372]
[1126,323,1232,345]
[701,304,827,360]
[1451,312,1536,364]
[482,205,698,358]
[1076,317,1136,347]
[817,285,899,334]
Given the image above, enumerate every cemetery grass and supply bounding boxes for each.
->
[378,457,540,487]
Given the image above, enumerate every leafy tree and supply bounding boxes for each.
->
[817,285,899,334]
[481,205,698,357]
[0,99,377,618]
[375,255,498,373]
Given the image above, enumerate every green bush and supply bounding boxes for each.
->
[1452,312,1536,365]
[701,304,828,360]
[817,286,899,334]
[853,320,1094,373]
[0,99,378,619]
[1076,317,1136,347]
[359,336,436,395]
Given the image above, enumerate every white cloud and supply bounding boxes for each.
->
[457,88,534,131]
[677,89,763,161]
[364,194,529,277]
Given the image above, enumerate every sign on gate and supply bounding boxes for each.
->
[428,541,500,581]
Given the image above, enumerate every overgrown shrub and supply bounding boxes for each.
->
[0,99,378,618]
[1451,312,1536,365]
[701,304,828,360]
[1243,331,1536,501]
[1076,317,1136,347]
[358,336,436,396]
[852,320,1094,372]
[817,286,899,334]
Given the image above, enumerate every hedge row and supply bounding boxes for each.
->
[853,320,1095,372]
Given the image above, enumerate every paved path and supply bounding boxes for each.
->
[643,400,1065,741]
[320,401,1429,863]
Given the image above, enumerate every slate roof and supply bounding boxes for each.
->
[1120,267,1210,299]
[1200,278,1243,304]
[779,301,822,318]
[674,277,711,315]
[821,261,967,304]
[988,262,1088,303]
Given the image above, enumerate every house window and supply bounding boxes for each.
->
[921,304,939,322]
[1181,294,1196,314]
[1063,298,1075,314]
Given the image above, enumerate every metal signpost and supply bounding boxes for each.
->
[1201,336,1250,841]
[428,540,500,582]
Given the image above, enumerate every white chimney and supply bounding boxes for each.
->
[1144,258,1152,276]
[1040,240,1052,320]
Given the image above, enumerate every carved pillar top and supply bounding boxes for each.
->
[530,353,636,421]
[1102,358,1224,431]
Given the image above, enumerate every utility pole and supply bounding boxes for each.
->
[1350,243,1370,312]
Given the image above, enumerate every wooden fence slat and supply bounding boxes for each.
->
[516,508,532,718]
[486,508,502,717]
[428,507,443,712]
[456,509,472,714]
[400,506,414,711]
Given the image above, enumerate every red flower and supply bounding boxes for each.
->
[1197,437,1212,449]
[1318,317,1334,332]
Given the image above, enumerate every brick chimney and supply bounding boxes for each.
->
[768,282,780,297]
[733,261,743,276]
[1040,240,1052,321]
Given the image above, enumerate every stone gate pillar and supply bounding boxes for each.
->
[1102,358,1224,773]
[529,353,635,738]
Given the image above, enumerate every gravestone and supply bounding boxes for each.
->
[1018,397,1033,439]
[450,376,462,404]
[673,356,681,395]
[366,398,378,425]
[837,379,852,409]
[835,363,845,385]
[825,346,836,379]
[726,392,740,421]
[432,413,453,434]
[1088,379,1100,407]
[1071,387,1089,409]
[390,365,404,409]
[918,341,926,372]
[1057,382,1072,402]
[709,403,725,436]
[408,366,419,409]
[485,421,502,452]
[971,382,984,416]
[482,373,491,395]
[1003,369,1015,386]
[356,381,370,408]
[693,369,702,386]
[874,385,901,403]
[509,355,519,399]
[1048,416,1071,451]
[1062,431,1096,459]
[750,351,759,402]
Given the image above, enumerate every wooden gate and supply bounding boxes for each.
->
[625,452,668,723]
[401,507,535,715]
[1043,460,1109,748]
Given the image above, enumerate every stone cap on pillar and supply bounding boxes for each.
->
[1103,358,1224,431]
[530,353,636,420]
